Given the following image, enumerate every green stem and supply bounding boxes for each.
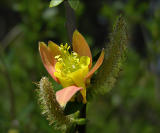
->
[63,1,86,132]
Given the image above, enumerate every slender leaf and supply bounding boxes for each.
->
[68,0,79,10]
[49,0,64,8]
[88,15,128,98]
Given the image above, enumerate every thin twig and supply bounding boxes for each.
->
[0,25,22,121]
[64,0,76,44]
[0,46,15,120]
[1,25,22,51]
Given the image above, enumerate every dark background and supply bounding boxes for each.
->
[1,0,160,133]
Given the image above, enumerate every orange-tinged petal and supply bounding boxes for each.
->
[85,48,104,80]
[48,41,61,56]
[68,65,89,104]
[72,30,92,68]
[56,86,83,107]
[39,42,59,83]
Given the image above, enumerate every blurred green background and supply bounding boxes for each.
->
[1,0,160,133]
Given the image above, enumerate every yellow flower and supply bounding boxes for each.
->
[39,30,104,107]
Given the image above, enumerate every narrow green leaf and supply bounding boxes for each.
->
[68,0,79,10]
[88,15,128,98]
[37,77,71,130]
[73,118,87,125]
[49,0,64,8]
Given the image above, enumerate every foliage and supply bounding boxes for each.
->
[1,0,160,133]
[50,0,64,8]
[49,0,79,10]
[88,15,128,98]
[37,77,86,132]
[68,0,79,10]
[36,77,71,131]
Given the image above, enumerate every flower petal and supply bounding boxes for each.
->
[85,48,105,80]
[72,30,92,68]
[39,42,59,83]
[68,65,89,103]
[56,86,83,107]
[48,41,61,57]
[69,65,88,88]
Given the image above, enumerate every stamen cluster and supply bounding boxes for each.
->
[55,43,82,74]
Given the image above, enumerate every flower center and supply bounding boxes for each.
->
[55,43,89,76]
